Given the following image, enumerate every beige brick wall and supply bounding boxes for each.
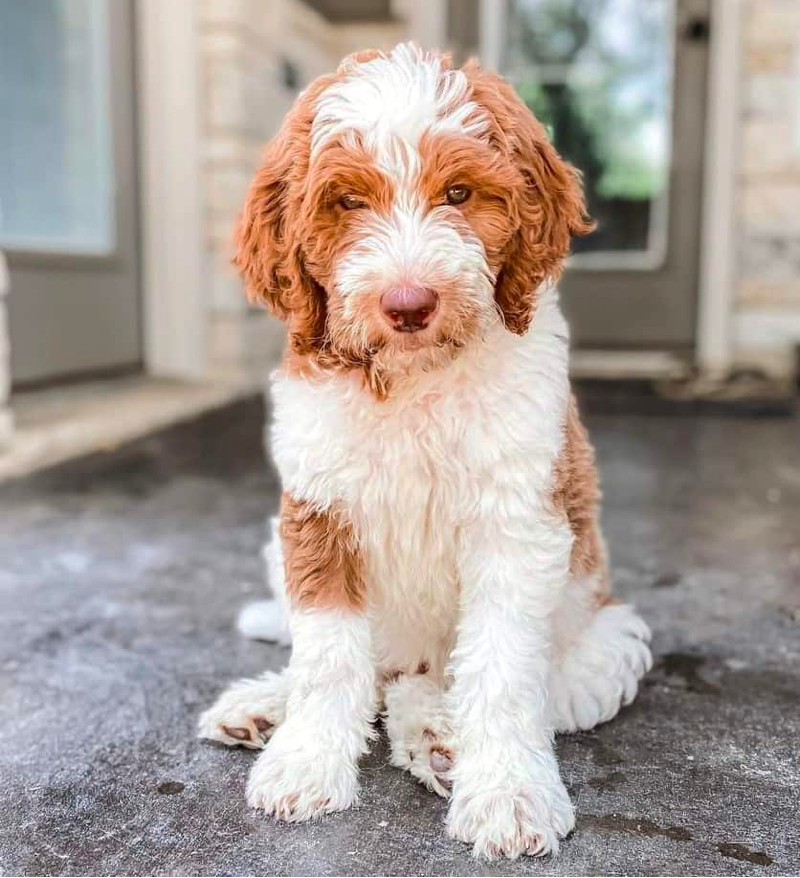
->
[733,0,800,377]
[196,0,406,381]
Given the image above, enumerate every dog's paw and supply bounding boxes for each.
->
[552,603,653,732]
[384,674,455,797]
[246,725,359,821]
[391,724,455,798]
[446,771,574,860]
[198,672,289,749]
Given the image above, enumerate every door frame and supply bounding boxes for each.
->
[695,0,744,376]
[135,0,206,379]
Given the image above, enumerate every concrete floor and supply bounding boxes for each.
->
[1,391,798,876]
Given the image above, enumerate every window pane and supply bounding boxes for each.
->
[503,0,674,263]
[0,0,113,253]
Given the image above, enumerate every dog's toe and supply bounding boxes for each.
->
[198,672,288,749]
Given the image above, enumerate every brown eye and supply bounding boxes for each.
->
[340,194,366,210]
[446,185,471,206]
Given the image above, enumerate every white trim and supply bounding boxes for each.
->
[0,250,13,448]
[567,249,667,273]
[696,0,744,377]
[479,0,505,69]
[794,38,800,154]
[135,0,206,378]
[397,0,447,50]
[570,350,689,381]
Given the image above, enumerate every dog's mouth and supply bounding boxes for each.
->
[387,324,440,349]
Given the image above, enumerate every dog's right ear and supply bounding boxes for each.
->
[232,76,336,351]
[233,119,296,321]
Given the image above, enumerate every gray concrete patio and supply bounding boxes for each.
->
[0,390,798,876]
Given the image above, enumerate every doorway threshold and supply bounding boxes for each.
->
[570,350,691,380]
[0,375,256,482]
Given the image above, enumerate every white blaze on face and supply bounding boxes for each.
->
[334,201,492,320]
[312,43,496,321]
[311,43,487,172]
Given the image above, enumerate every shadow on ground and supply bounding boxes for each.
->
[1,392,798,876]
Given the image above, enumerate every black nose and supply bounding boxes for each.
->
[380,287,438,333]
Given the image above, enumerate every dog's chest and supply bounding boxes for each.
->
[354,396,471,613]
[269,297,571,670]
[269,309,570,650]
[271,370,495,631]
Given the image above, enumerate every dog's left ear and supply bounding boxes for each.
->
[464,62,595,334]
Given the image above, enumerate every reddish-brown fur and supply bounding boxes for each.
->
[280,492,365,611]
[233,73,338,355]
[232,72,400,393]
[418,131,522,276]
[462,62,595,334]
[552,395,609,600]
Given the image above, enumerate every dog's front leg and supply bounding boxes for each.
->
[246,495,376,821]
[446,505,575,859]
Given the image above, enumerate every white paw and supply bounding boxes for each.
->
[552,603,653,733]
[391,723,456,798]
[246,723,359,821]
[384,674,455,797]
[446,771,575,860]
[237,599,291,645]
[198,671,289,749]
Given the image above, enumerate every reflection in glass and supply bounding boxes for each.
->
[0,0,113,253]
[503,0,674,263]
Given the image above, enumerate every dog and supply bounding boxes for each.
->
[199,43,652,860]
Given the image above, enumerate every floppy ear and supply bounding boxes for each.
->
[464,63,594,334]
[233,77,334,354]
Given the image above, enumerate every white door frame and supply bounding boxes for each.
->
[695,0,744,376]
[135,0,206,379]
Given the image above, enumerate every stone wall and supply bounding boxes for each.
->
[197,0,406,381]
[733,0,800,377]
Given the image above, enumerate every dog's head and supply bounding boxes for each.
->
[235,43,592,378]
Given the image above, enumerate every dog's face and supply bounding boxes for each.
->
[235,44,592,375]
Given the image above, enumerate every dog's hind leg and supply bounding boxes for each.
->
[549,596,652,733]
[383,672,455,798]
[237,518,292,646]
[198,670,290,749]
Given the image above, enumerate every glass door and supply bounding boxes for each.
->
[450,0,711,349]
[0,0,141,386]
